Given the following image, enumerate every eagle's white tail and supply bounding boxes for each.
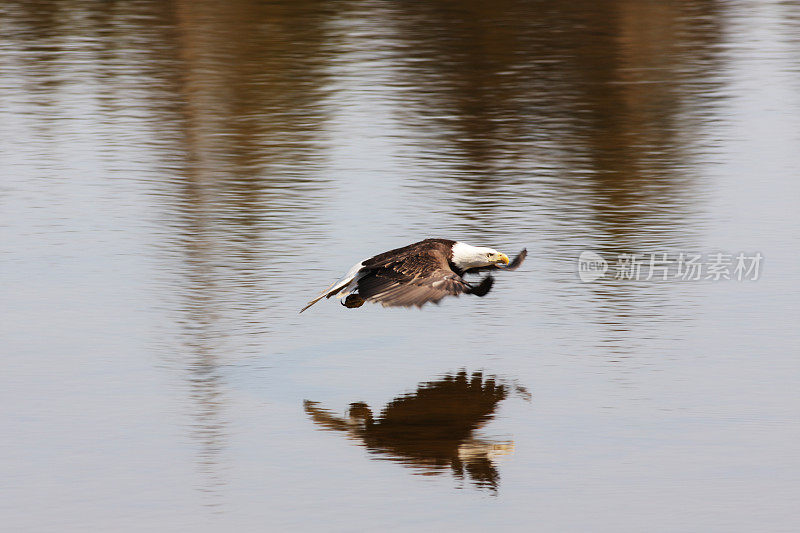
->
[299,261,364,313]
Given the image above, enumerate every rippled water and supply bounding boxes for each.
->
[2,1,799,531]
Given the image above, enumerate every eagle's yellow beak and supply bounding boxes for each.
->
[496,253,510,265]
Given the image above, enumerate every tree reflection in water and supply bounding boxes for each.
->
[305,371,529,492]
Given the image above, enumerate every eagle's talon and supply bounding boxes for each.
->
[343,294,365,308]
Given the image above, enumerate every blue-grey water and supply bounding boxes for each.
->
[2,1,799,531]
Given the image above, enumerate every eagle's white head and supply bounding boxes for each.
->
[451,242,511,271]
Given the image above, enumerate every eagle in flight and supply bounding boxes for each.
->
[301,238,526,312]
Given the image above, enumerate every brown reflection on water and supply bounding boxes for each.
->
[568,0,724,246]
[0,0,340,502]
[305,371,527,492]
[149,0,337,502]
[380,0,724,246]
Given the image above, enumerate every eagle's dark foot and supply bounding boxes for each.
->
[342,294,365,308]
[468,275,494,297]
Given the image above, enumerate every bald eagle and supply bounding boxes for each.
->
[300,238,526,312]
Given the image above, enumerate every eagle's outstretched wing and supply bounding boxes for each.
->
[469,248,528,273]
[357,267,485,308]
[503,248,527,271]
[356,242,491,307]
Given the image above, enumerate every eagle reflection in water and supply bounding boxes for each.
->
[304,371,527,492]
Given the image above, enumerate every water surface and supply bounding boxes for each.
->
[2,1,799,531]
